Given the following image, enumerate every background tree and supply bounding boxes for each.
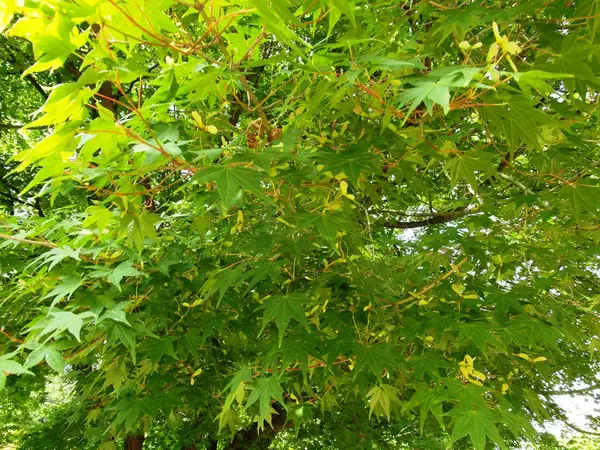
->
[1,0,600,449]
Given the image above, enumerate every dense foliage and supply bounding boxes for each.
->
[1,0,600,449]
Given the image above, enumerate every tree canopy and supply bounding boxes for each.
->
[1,0,600,449]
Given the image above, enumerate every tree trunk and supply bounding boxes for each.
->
[225,404,289,450]
[124,435,145,450]
[98,80,117,115]
[181,445,197,450]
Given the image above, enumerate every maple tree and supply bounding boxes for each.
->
[1,0,600,449]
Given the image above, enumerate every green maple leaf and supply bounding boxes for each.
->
[258,293,310,347]
[199,316,225,347]
[562,184,599,221]
[223,368,252,394]
[497,399,537,440]
[108,262,143,289]
[277,332,316,372]
[112,400,143,429]
[251,0,305,51]
[445,155,480,190]
[43,274,83,307]
[487,292,523,316]
[0,356,33,376]
[538,47,600,96]
[23,346,64,373]
[148,337,177,364]
[457,323,506,356]
[444,378,488,411]
[129,213,160,252]
[407,383,446,433]
[194,166,268,208]
[88,261,143,291]
[399,68,480,118]
[320,334,354,364]
[294,212,358,241]
[353,343,400,376]
[178,328,204,357]
[244,376,286,430]
[522,388,550,419]
[504,99,553,150]
[217,408,238,435]
[513,70,572,96]
[505,317,561,349]
[481,95,553,150]
[33,246,81,271]
[201,264,248,305]
[330,0,356,27]
[367,384,402,420]
[447,407,506,450]
[222,368,253,409]
[44,348,65,374]
[434,5,484,41]
[243,262,282,294]
[426,313,461,336]
[401,317,426,343]
[444,150,495,191]
[409,353,452,382]
[42,311,87,341]
[97,309,130,326]
[399,80,451,117]
[316,145,378,184]
[24,347,47,369]
[108,322,137,363]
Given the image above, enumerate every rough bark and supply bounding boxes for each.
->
[225,404,289,450]
[98,80,117,115]
[124,435,145,450]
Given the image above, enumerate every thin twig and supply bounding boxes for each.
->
[0,233,57,248]
[382,257,468,309]
[563,420,600,437]
[0,329,23,344]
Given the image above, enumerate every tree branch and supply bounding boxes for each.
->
[373,208,451,217]
[240,75,271,131]
[193,3,271,130]
[381,208,474,229]
[0,328,23,344]
[382,256,468,309]
[0,233,57,248]
[0,123,22,130]
[123,62,160,95]
[496,146,525,173]
[2,45,48,99]
[34,197,45,217]
[24,73,48,100]
[541,384,600,396]
[63,60,82,79]
[0,190,29,206]
[0,122,50,132]
[496,172,534,195]
[563,420,600,437]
